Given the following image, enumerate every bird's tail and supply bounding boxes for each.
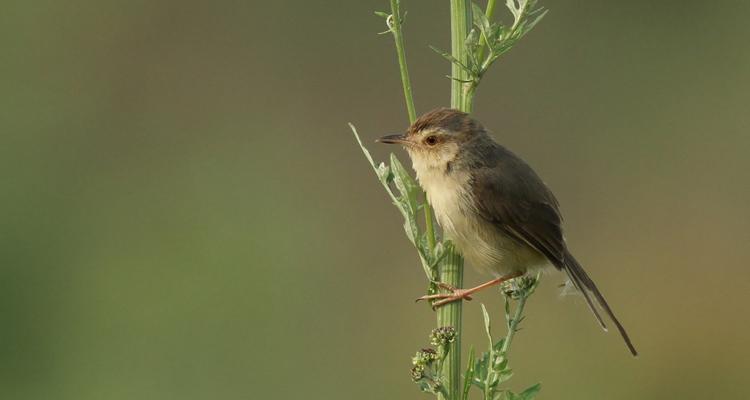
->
[562,249,638,356]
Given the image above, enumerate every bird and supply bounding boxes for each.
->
[377,107,637,356]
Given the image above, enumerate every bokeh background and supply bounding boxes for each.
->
[2,0,749,399]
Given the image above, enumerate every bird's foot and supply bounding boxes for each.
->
[416,272,525,309]
[416,282,474,309]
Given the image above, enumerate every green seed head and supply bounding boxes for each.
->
[429,326,457,346]
[412,348,438,366]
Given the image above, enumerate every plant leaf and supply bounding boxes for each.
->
[374,162,393,185]
[481,303,493,345]
[472,350,489,388]
[350,124,401,208]
[493,337,506,352]
[350,123,377,170]
[518,383,542,400]
[506,0,524,21]
[496,368,513,383]
[472,2,492,39]
[462,346,476,400]
[390,153,420,212]
[350,124,435,283]
[523,8,547,33]
[430,45,473,75]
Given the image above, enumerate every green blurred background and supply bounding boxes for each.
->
[2,0,749,399]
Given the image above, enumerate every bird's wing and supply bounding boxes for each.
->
[470,144,566,268]
[469,143,638,356]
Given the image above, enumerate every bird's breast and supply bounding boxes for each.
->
[415,167,547,276]
[414,167,471,234]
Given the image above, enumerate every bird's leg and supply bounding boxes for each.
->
[417,272,524,309]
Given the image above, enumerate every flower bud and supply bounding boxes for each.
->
[429,326,457,346]
[412,348,438,366]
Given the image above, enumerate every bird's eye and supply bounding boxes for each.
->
[425,136,438,146]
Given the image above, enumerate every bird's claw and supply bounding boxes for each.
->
[416,284,474,309]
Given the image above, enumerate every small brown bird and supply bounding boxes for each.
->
[378,108,637,356]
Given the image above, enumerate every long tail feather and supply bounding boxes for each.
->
[562,249,638,356]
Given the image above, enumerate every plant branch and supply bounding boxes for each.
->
[474,0,496,72]
[501,291,528,355]
[385,0,438,253]
[387,0,417,123]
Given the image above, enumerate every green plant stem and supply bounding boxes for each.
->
[483,363,493,400]
[387,0,438,252]
[388,0,417,123]
[475,0,497,64]
[501,294,529,355]
[437,243,463,400]
[450,0,473,112]
[435,2,473,399]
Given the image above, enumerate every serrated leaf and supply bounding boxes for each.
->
[493,354,508,373]
[472,351,490,388]
[350,124,402,207]
[488,373,499,388]
[493,337,506,352]
[418,233,430,256]
[430,45,473,75]
[350,124,435,283]
[493,24,506,41]
[403,218,417,243]
[429,242,450,268]
[472,2,492,38]
[518,383,541,400]
[375,162,393,185]
[432,241,443,261]
[496,368,513,383]
[390,153,420,211]
[506,0,524,21]
[465,36,481,70]
[522,8,547,34]
[414,235,437,282]
[465,28,480,48]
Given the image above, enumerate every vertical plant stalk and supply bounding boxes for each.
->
[437,243,463,400]
[437,1,473,399]
[450,0,474,112]
[387,0,438,251]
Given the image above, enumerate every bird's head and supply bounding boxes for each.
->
[378,108,485,171]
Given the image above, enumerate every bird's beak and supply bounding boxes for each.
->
[376,133,409,145]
